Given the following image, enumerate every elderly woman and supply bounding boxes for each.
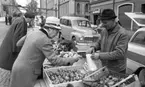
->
[9,18,79,87]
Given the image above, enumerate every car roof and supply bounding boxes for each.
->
[129,27,145,42]
[136,27,145,32]
[125,12,145,27]
[60,16,89,21]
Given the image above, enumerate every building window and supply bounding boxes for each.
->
[141,4,145,13]
[77,3,80,14]
[85,4,89,13]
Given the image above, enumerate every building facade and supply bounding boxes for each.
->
[0,0,10,16]
[90,0,145,31]
[40,0,90,19]
[0,0,20,17]
[40,0,57,17]
[0,1,3,16]
[59,0,90,19]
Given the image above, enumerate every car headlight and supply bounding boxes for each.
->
[79,36,84,41]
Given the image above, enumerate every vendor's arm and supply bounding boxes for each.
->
[87,38,101,54]
[36,37,78,66]
[98,33,129,60]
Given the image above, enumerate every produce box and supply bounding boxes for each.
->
[112,74,141,87]
[44,65,87,87]
[83,67,141,87]
[83,67,131,87]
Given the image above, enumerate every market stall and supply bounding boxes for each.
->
[40,54,141,87]
[34,40,141,87]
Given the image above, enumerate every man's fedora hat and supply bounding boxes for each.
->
[24,12,35,18]
[99,9,117,20]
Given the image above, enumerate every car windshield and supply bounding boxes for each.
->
[77,20,91,28]
[125,12,145,27]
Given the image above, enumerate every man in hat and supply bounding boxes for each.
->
[87,9,129,74]
[0,12,35,71]
[9,19,79,87]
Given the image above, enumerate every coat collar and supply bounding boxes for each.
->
[108,23,120,34]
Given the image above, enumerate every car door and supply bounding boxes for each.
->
[65,19,73,40]
[127,30,145,73]
[60,19,72,40]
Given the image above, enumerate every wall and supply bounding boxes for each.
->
[58,0,89,18]
[59,1,69,17]
[59,0,70,17]
[75,0,90,19]
[0,1,4,16]
[0,0,19,16]
[46,0,55,17]
[90,0,145,31]
[69,0,75,16]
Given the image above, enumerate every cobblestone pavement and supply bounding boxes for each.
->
[0,68,10,87]
[0,23,10,87]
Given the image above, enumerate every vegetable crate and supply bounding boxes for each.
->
[44,65,87,87]
[83,67,140,87]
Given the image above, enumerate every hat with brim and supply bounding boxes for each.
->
[44,24,61,30]
[44,16,61,30]
[99,9,117,20]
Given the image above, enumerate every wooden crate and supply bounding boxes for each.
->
[44,66,86,87]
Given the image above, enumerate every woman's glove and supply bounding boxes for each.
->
[86,47,95,54]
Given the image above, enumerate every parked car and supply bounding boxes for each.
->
[59,16,100,46]
[125,12,145,74]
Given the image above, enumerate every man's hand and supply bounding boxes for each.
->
[91,53,100,60]
[86,47,95,54]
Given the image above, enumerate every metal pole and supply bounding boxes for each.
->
[46,0,47,17]
[58,0,60,18]
[113,0,115,11]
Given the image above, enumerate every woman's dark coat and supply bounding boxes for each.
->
[0,17,27,70]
